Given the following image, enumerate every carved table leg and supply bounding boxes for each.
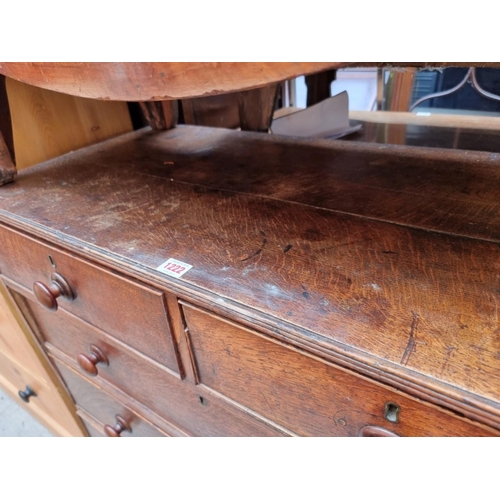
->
[139,101,179,130]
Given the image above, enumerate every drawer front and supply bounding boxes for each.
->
[0,349,60,423]
[31,298,286,436]
[183,304,496,437]
[0,226,178,371]
[53,359,169,437]
[81,419,107,437]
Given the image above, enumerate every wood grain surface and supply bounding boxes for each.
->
[53,359,177,437]
[0,63,494,102]
[50,349,287,437]
[0,282,86,436]
[183,303,497,436]
[6,78,132,169]
[0,63,342,101]
[0,126,499,430]
[0,227,179,371]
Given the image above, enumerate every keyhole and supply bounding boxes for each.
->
[48,255,56,268]
[384,402,400,423]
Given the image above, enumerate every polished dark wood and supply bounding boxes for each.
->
[347,119,500,152]
[53,359,172,437]
[76,345,108,376]
[181,84,278,132]
[0,127,499,431]
[359,426,399,437]
[17,293,287,436]
[103,415,130,437]
[33,272,74,311]
[182,303,495,437]
[1,124,500,435]
[0,226,180,372]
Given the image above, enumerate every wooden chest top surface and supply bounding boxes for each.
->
[0,125,498,426]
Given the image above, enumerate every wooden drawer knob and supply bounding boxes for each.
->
[33,272,74,311]
[18,385,36,403]
[104,415,131,437]
[359,426,399,437]
[76,345,108,376]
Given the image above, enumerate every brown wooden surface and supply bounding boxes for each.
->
[0,63,343,101]
[50,347,287,437]
[12,284,287,436]
[347,119,500,152]
[182,84,278,131]
[385,69,416,111]
[183,303,496,436]
[19,291,184,413]
[0,63,494,102]
[346,111,500,152]
[1,126,500,433]
[53,360,170,437]
[139,101,178,130]
[0,226,179,371]
[350,110,500,130]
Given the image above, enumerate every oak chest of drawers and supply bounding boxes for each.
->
[0,125,499,436]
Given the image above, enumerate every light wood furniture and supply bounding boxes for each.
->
[0,63,499,437]
[6,78,132,169]
[0,283,85,436]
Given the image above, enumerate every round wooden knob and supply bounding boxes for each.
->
[33,272,74,311]
[104,415,131,437]
[359,426,399,437]
[18,385,36,403]
[76,345,108,376]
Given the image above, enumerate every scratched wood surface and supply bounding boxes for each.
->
[82,126,500,242]
[183,303,496,436]
[0,126,499,426]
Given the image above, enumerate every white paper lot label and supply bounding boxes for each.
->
[156,258,192,278]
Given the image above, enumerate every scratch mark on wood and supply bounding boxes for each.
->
[261,391,278,420]
[239,233,267,261]
[400,312,419,366]
[440,346,457,376]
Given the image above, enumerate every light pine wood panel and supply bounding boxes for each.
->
[0,293,47,383]
[6,77,132,169]
[0,282,86,436]
[350,110,500,130]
